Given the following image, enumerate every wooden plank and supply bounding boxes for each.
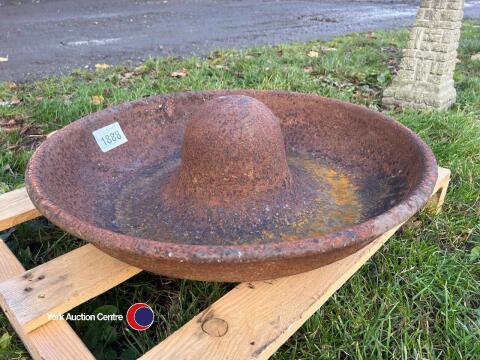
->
[0,131,55,232]
[0,188,40,232]
[140,225,402,360]
[0,240,94,359]
[141,167,450,360]
[427,167,451,214]
[0,244,141,334]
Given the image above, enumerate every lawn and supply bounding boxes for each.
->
[0,20,479,360]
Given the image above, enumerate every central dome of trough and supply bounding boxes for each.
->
[172,95,292,202]
[151,94,331,245]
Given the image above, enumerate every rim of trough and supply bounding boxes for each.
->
[25,89,438,264]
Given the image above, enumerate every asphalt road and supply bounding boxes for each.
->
[1,0,479,82]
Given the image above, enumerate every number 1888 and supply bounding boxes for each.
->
[101,131,122,146]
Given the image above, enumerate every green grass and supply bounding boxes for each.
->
[0,21,479,360]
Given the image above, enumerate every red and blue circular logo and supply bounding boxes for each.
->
[126,303,154,331]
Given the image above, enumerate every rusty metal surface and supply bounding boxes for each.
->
[25,90,438,282]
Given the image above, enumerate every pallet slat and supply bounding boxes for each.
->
[0,240,94,359]
[0,130,55,233]
[427,167,451,214]
[0,188,40,232]
[0,244,141,333]
[140,167,451,360]
[140,225,401,360]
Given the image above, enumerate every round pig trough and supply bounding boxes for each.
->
[25,90,437,282]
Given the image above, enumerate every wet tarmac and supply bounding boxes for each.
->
[1,0,479,82]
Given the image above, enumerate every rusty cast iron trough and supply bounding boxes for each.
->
[26,90,437,281]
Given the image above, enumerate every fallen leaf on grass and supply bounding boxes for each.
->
[0,118,18,131]
[20,123,43,136]
[117,71,135,86]
[471,53,480,61]
[234,71,244,79]
[0,56,8,62]
[0,116,27,133]
[95,63,110,70]
[0,97,20,108]
[303,66,314,73]
[8,82,17,90]
[313,45,337,52]
[170,68,188,78]
[91,95,104,105]
[7,123,46,150]
[406,217,422,229]
[135,64,147,73]
[307,50,319,58]
[10,95,20,105]
[63,94,72,105]
[2,164,13,174]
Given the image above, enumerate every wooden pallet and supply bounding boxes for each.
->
[0,167,450,360]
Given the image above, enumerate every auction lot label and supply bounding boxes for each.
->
[92,122,128,152]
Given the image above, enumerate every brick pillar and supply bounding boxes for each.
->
[383,0,464,110]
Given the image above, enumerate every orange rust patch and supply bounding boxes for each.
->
[115,156,363,245]
[279,158,362,241]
